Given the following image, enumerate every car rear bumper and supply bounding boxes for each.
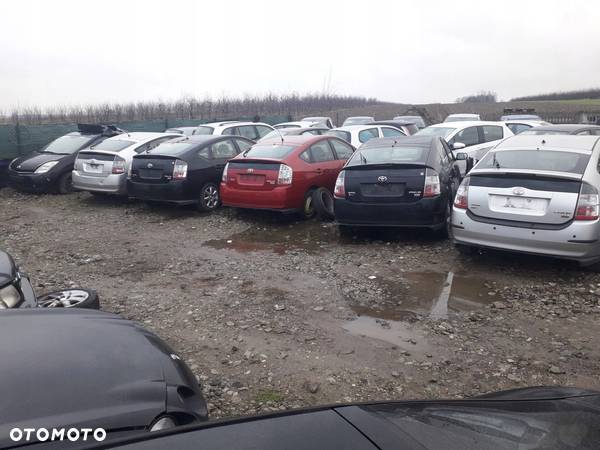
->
[8,170,56,192]
[127,180,196,205]
[220,183,298,211]
[72,171,126,194]
[334,196,446,228]
[452,207,600,264]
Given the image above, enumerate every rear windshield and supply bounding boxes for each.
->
[89,139,135,152]
[274,124,300,129]
[244,145,296,159]
[41,135,93,154]
[416,127,456,138]
[327,130,351,143]
[519,129,570,135]
[193,126,215,135]
[347,146,429,166]
[343,118,372,126]
[148,142,195,155]
[478,150,591,174]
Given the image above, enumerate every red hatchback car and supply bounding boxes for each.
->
[220,135,355,218]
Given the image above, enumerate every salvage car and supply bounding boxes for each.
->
[334,136,463,235]
[128,135,255,211]
[300,116,335,128]
[193,121,274,140]
[444,113,481,122]
[99,387,600,450]
[0,308,208,448]
[394,115,427,129]
[165,127,200,136]
[452,134,600,268]
[342,116,374,126]
[519,123,600,136]
[8,123,124,194]
[370,120,419,136]
[503,119,550,135]
[220,135,354,219]
[273,120,322,129]
[257,127,330,142]
[0,249,99,309]
[73,132,180,196]
[327,124,406,148]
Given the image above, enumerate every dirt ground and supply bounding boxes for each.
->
[2,188,600,419]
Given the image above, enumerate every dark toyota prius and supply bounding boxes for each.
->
[334,136,464,234]
[0,309,208,448]
[128,135,254,211]
[8,124,123,194]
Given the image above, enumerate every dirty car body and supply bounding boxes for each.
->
[0,309,208,448]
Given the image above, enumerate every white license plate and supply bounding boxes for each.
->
[84,163,103,173]
[490,195,549,212]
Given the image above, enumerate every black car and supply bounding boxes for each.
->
[8,123,124,194]
[0,249,99,309]
[0,308,208,448]
[98,387,600,449]
[333,136,464,235]
[128,135,254,211]
[520,124,600,135]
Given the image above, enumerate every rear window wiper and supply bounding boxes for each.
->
[360,153,368,164]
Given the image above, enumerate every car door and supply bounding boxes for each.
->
[307,140,338,190]
[328,138,354,173]
[210,139,238,183]
[440,139,461,198]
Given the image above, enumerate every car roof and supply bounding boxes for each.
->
[345,116,374,119]
[331,125,383,132]
[166,127,197,131]
[447,113,480,117]
[371,120,415,126]
[359,135,434,149]
[106,132,176,143]
[427,121,504,128]
[197,121,240,127]
[494,134,600,152]
[259,134,326,146]
[169,135,233,145]
[522,124,600,132]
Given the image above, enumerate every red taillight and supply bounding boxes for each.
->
[334,171,345,198]
[221,163,229,183]
[277,164,293,185]
[575,183,599,220]
[173,160,188,180]
[454,177,470,209]
[423,168,441,198]
[112,156,126,174]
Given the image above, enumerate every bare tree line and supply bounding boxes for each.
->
[512,88,600,102]
[2,94,378,125]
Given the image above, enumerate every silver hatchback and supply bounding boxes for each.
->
[72,132,179,195]
[452,134,600,266]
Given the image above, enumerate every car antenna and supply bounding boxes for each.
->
[274,127,285,144]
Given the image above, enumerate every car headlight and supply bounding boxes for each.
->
[35,161,59,174]
[0,284,21,308]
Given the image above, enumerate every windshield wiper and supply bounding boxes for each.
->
[360,153,368,164]
[492,154,501,169]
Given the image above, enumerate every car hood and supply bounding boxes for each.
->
[0,251,17,287]
[0,309,193,444]
[11,152,66,172]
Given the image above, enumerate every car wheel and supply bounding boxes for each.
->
[37,288,100,309]
[437,201,453,239]
[301,190,317,220]
[312,187,335,221]
[57,172,74,194]
[199,183,220,212]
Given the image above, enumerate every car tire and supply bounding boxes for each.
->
[37,288,100,309]
[198,183,220,212]
[312,187,335,221]
[300,190,317,220]
[436,201,453,239]
[57,172,74,194]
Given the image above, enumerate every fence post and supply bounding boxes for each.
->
[164,117,169,131]
[15,118,22,156]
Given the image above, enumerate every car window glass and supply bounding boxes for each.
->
[222,127,236,136]
[441,139,453,160]
[143,137,171,153]
[211,140,237,159]
[577,130,592,135]
[330,139,354,160]
[309,141,335,162]
[237,125,258,140]
[381,127,404,137]
[302,129,320,135]
[592,130,600,136]
[198,147,211,159]
[450,126,479,147]
[507,123,532,134]
[358,128,379,143]
[299,150,311,162]
[234,139,253,153]
[255,125,272,138]
[481,126,504,142]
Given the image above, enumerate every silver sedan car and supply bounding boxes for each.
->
[452,134,600,268]
[72,132,180,195]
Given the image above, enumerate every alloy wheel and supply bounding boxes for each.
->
[38,289,90,308]
[203,185,219,209]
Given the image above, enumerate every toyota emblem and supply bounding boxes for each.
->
[147,163,153,169]
[377,176,388,183]
[247,168,254,173]
[512,187,525,196]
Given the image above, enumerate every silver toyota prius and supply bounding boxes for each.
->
[452,134,600,267]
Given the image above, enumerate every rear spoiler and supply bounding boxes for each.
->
[77,123,126,137]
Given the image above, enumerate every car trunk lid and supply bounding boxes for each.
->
[131,155,176,183]
[76,151,118,177]
[226,159,282,191]
[344,164,427,203]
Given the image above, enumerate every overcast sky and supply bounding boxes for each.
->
[1,0,599,110]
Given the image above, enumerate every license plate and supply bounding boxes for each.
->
[490,195,549,212]
[239,174,265,185]
[138,169,163,179]
[361,183,405,196]
[84,163,103,173]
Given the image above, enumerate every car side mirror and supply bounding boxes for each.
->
[455,152,468,160]
[452,142,466,150]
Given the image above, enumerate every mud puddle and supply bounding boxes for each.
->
[204,221,338,254]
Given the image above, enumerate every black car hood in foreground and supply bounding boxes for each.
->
[101,387,600,450]
[10,152,65,172]
[0,309,207,448]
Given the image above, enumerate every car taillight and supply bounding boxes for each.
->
[423,168,441,198]
[575,182,599,220]
[277,164,293,185]
[112,156,126,174]
[334,171,345,198]
[454,177,470,209]
[173,160,188,180]
[221,162,229,182]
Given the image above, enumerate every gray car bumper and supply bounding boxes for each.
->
[72,171,126,195]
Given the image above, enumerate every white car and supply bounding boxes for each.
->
[273,120,322,129]
[193,121,274,140]
[502,120,551,135]
[72,132,180,195]
[301,116,335,128]
[342,116,374,126]
[444,113,481,123]
[326,124,406,148]
[416,121,514,173]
